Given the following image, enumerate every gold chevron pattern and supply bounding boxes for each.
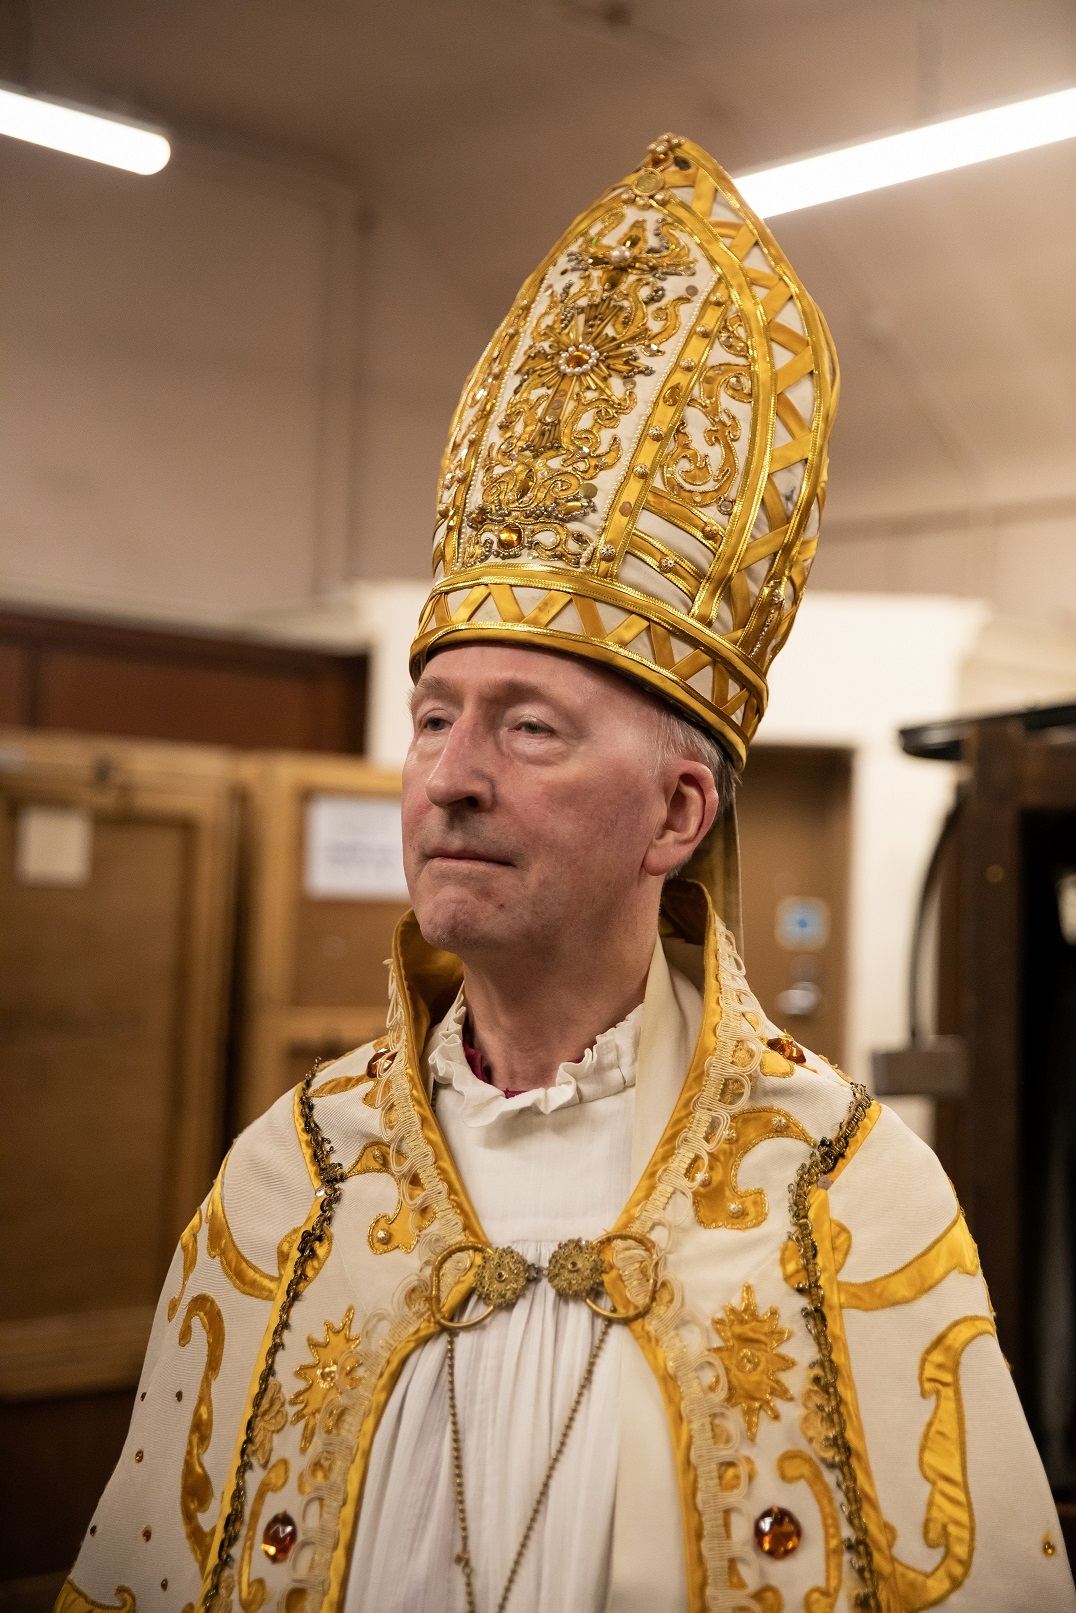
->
[411,132,838,764]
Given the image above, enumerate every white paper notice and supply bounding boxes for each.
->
[15,805,94,886]
[303,795,408,900]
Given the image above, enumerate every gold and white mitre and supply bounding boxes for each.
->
[411,131,838,767]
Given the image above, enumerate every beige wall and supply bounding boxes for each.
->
[1,120,1075,644]
[0,131,490,626]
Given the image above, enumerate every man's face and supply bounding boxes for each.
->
[402,644,674,960]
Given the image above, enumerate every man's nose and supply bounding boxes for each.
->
[425,717,495,810]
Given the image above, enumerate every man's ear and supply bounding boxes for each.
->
[642,760,719,878]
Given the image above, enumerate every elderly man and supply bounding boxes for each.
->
[61,135,1070,1613]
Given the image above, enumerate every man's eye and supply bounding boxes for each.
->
[517,720,550,735]
[421,714,449,732]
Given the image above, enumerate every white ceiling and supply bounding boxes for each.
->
[18,0,1076,564]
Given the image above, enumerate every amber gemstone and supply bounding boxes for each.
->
[766,1035,806,1065]
[497,525,523,551]
[754,1504,801,1558]
[262,1512,298,1562]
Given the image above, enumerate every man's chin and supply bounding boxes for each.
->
[411,886,519,958]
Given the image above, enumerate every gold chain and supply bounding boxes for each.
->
[446,1318,613,1613]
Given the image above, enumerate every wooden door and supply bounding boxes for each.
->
[236,753,410,1128]
[736,744,852,1068]
[0,729,239,1583]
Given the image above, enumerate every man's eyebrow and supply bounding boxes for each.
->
[410,675,567,708]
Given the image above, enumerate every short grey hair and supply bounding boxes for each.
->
[654,705,737,815]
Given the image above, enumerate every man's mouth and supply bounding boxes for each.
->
[424,847,514,868]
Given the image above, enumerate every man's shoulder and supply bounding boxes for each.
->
[220,1039,384,1265]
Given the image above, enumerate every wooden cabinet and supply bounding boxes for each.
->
[0,728,239,1578]
[235,752,407,1128]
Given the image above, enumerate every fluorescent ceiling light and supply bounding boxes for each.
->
[737,85,1076,218]
[0,83,170,174]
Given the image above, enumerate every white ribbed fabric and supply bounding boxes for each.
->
[344,990,642,1613]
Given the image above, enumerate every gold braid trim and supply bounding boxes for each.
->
[786,1082,880,1612]
[287,966,475,1605]
[615,917,766,1611]
[198,1063,346,1613]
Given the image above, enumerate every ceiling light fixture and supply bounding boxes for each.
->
[736,85,1076,218]
[0,82,170,174]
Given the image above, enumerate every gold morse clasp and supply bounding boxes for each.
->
[430,1231,659,1331]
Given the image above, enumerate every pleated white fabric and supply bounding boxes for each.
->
[344,991,642,1613]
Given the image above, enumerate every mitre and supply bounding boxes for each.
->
[410,131,839,772]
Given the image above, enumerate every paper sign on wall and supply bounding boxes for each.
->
[303,795,408,900]
[15,805,94,886]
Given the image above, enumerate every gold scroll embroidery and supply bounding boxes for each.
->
[206,1158,330,1300]
[167,1207,202,1322]
[351,1137,436,1255]
[693,1105,812,1230]
[249,1377,287,1468]
[458,211,697,572]
[891,1314,995,1610]
[777,1449,843,1613]
[178,1293,225,1572]
[290,1306,361,1452]
[55,1584,136,1613]
[712,1283,796,1439]
[239,1458,288,1613]
[838,1211,980,1311]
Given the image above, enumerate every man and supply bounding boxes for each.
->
[60,134,1071,1613]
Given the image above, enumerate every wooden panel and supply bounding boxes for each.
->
[0,814,189,1321]
[0,728,239,1581]
[960,719,1025,1376]
[0,609,367,753]
[292,897,406,1007]
[0,728,239,1342]
[737,745,852,1066]
[0,1390,136,1582]
[237,753,405,1127]
[0,642,28,724]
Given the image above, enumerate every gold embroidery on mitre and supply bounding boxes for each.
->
[890,1314,995,1610]
[414,134,839,765]
[777,1449,843,1613]
[249,1376,287,1468]
[459,212,698,573]
[167,1206,202,1323]
[712,1283,795,1440]
[290,1306,361,1453]
[55,1584,136,1613]
[177,1293,225,1573]
[693,1105,813,1230]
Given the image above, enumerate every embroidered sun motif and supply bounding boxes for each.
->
[713,1283,795,1440]
[290,1305,361,1452]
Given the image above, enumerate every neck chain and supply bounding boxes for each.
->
[431,1235,656,1613]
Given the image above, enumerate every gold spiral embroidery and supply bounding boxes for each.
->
[178,1293,226,1572]
[776,1449,843,1613]
[892,1314,995,1610]
[239,1458,288,1613]
[168,1207,202,1323]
